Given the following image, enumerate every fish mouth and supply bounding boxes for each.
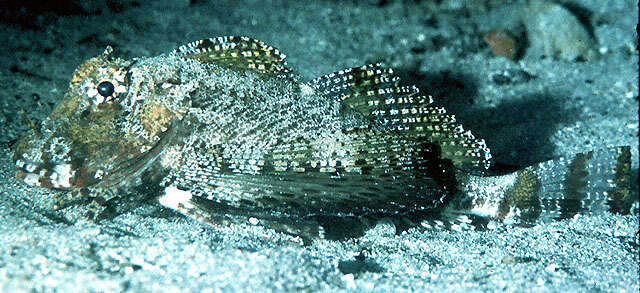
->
[14,159,78,190]
[13,122,176,191]
[13,138,97,190]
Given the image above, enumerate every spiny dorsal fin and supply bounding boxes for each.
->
[311,64,492,171]
[172,36,292,76]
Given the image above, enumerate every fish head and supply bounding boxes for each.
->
[13,47,176,191]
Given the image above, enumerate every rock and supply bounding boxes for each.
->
[521,1,598,61]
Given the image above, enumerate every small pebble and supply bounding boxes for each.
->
[484,29,518,60]
[501,254,516,264]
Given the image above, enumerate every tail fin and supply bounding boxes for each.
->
[459,146,635,226]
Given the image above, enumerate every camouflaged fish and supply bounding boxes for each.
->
[13,36,634,238]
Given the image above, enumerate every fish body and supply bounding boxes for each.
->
[13,36,634,238]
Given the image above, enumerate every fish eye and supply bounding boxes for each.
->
[97,81,115,97]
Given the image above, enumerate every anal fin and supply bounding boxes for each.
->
[158,186,324,239]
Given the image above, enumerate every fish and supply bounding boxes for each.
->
[12,36,634,239]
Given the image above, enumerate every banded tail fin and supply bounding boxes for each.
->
[310,64,491,172]
[460,146,635,226]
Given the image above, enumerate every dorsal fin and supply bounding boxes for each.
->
[311,64,492,172]
[172,36,292,76]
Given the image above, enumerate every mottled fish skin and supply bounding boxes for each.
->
[12,36,635,238]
